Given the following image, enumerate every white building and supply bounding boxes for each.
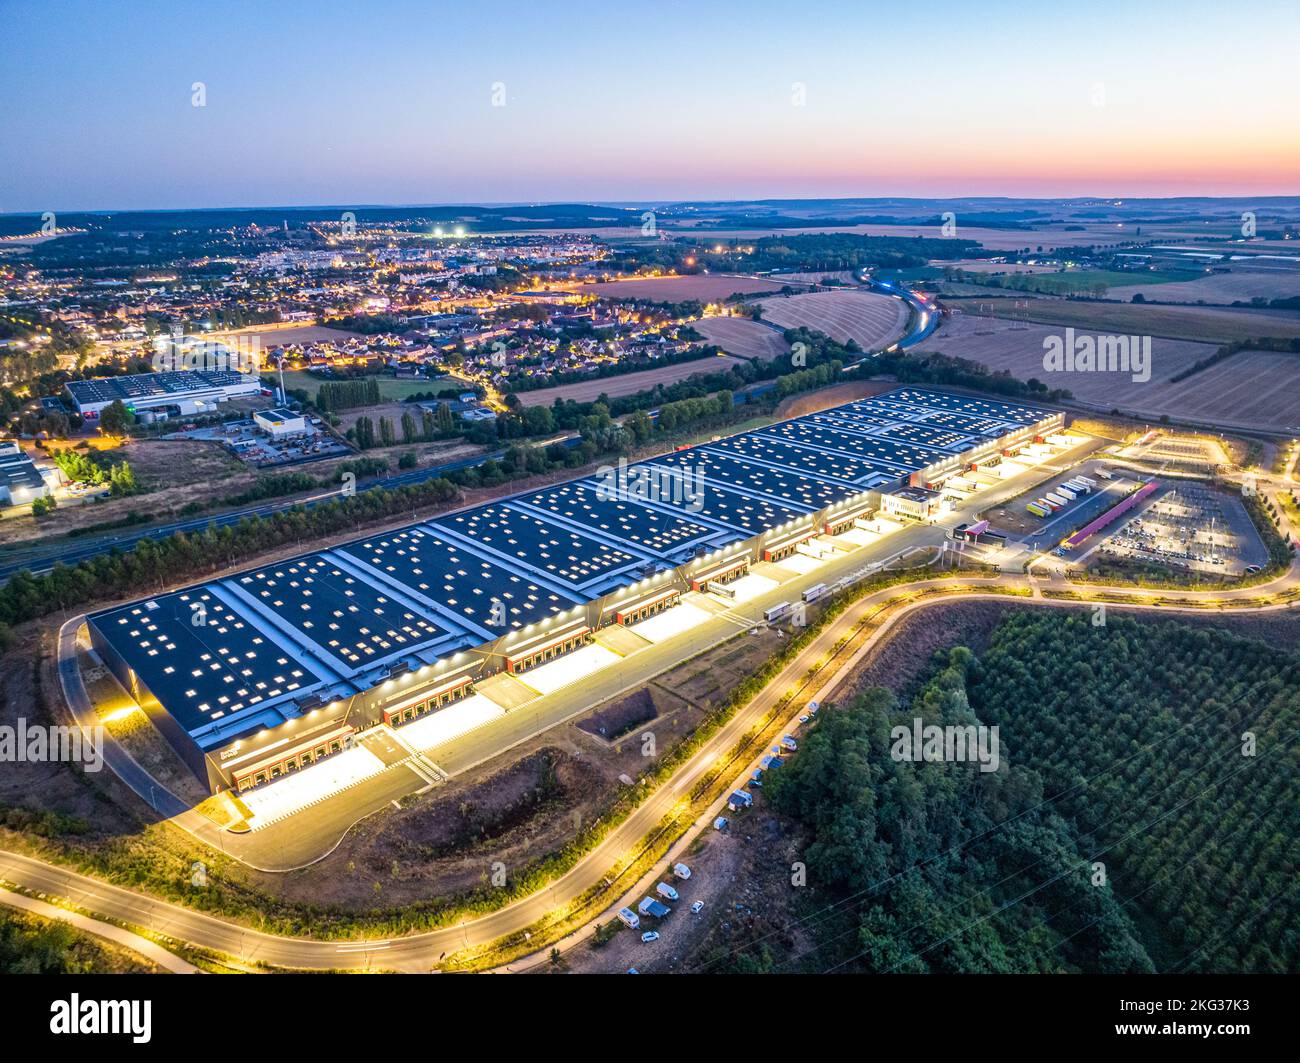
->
[0,441,56,508]
[253,408,307,438]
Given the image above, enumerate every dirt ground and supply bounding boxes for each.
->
[3,628,152,847]
[691,317,790,361]
[774,379,901,420]
[754,289,908,350]
[565,275,789,301]
[0,439,254,546]
[511,353,746,407]
[207,323,365,346]
[978,297,1300,344]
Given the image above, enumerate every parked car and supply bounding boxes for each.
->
[641,931,660,943]
[690,901,705,914]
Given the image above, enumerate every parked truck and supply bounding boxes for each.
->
[764,602,791,623]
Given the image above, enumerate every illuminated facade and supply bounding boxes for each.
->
[87,387,1063,793]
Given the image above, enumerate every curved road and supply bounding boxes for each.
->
[1,290,1295,971]
[7,524,1299,971]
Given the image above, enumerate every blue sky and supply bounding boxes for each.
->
[2,0,1297,211]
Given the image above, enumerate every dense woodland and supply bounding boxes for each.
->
[716,613,1298,973]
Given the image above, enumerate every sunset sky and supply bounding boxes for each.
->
[2,0,1297,211]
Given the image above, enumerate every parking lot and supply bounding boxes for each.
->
[1086,482,1268,577]
[165,416,351,467]
[1120,432,1232,471]
[983,456,1128,549]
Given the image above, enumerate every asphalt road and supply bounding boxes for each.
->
[54,431,1100,871]
[9,437,1294,970]
[0,448,505,582]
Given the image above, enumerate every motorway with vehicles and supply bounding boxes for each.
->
[0,275,937,585]
[0,448,506,583]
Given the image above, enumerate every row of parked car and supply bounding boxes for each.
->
[618,862,703,942]
[622,700,820,962]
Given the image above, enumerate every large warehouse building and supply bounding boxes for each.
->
[87,387,1064,794]
[66,368,261,420]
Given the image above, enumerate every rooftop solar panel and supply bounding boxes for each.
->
[650,448,866,512]
[704,431,897,487]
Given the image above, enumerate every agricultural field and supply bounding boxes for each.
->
[1106,268,1300,305]
[753,289,908,349]
[961,268,1198,295]
[974,297,1300,343]
[207,322,366,346]
[923,312,1300,433]
[0,437,254,546]
[657,221,1144,251]
[926,310,1216,383]
[511,351,745,406]
[768,269,858,285]
[280,369,457,401]
[569,273,789,301]
[937,259,1064,274]
[691,316,789,360]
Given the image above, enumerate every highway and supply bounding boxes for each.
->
[0,272,940,585]
[0,448,505,582]
[8,560,1300,972]
[7,442,1298,971]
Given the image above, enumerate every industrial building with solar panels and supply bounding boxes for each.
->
[87,387,1065,794]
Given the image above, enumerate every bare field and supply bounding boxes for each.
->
[1122,351,1300,433]
[773,379,901,419]
[662,222,1138,251]
[754,289,908,349]
[1106,269,1300,305]
[0,439,255,546]
[940,259,1064,274]
[512,352,744,406]
[926,313,1300,432]
[928,311,1216,384]
[567,274,789,301]
[974,297,1300,343]
[770,269,858,285]
[691,316,789,361]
